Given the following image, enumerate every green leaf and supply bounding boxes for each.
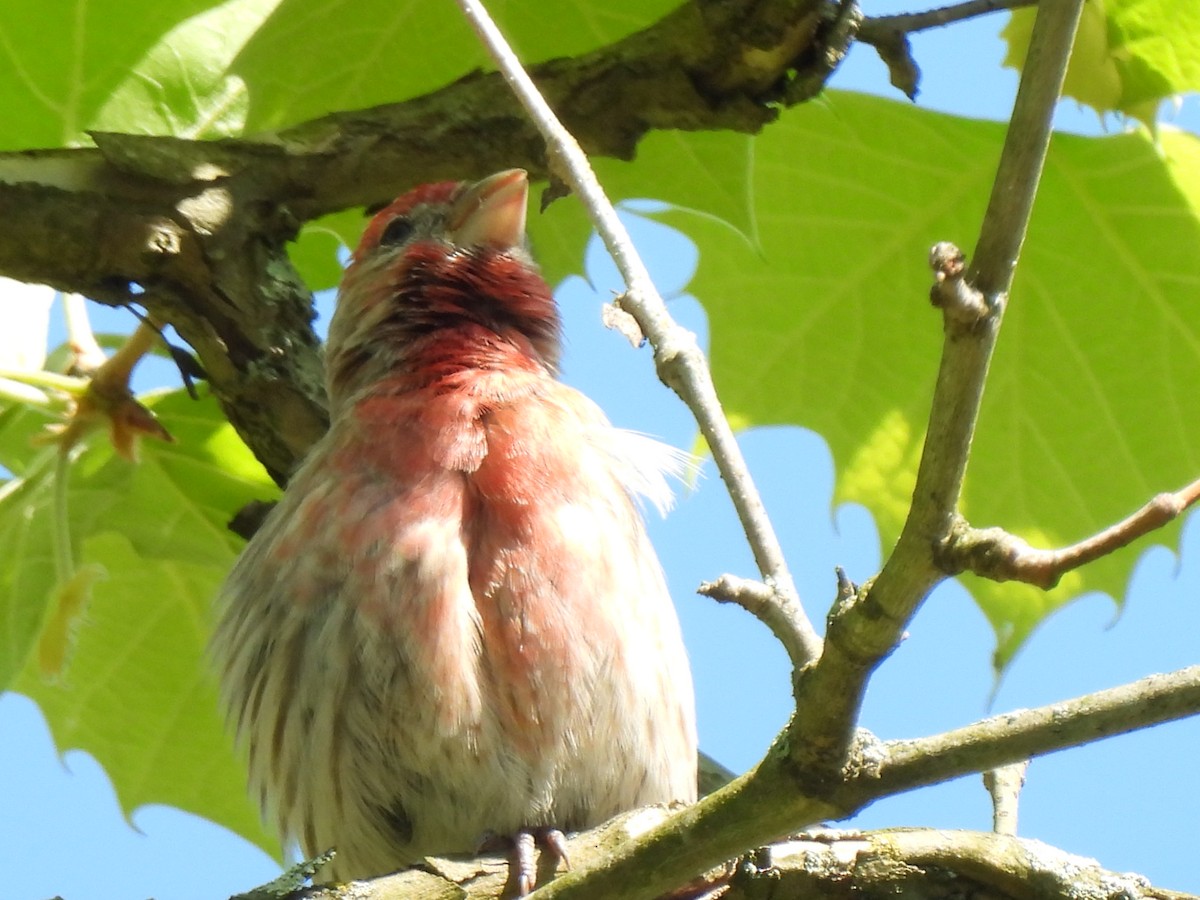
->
[672,91,1200,667]
[301,128,755,294]
[89,0,280,140]
[232,0,678,132]
[290,208,363,292]
[595,130,757,241]
[16,533,278,857]
[0,449,60,688]
[0,0,243,149]
[1002,0,1200,127]
[530,129,755,289]
[3,388,279,856]
[0,402,57,478]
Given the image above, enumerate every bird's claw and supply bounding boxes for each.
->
[479,826,570,897]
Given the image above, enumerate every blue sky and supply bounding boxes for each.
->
[2,4,1198,898]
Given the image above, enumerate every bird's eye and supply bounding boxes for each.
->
[379,216,415,247]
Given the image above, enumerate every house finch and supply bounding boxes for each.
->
[212,169,698,892]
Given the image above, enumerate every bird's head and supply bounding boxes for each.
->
[326,169,561,412]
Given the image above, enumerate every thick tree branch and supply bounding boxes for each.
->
[455,0,824,667]
[0,175,329,483]
[0,0,1042,485]
[280,821,1200,900]
[774,830,1197,900]
[0,0,841,484]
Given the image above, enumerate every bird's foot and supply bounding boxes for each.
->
[478,826,570,897]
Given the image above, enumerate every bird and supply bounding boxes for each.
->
[211,168,698,894]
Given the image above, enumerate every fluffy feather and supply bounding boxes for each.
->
[212,169,697,884]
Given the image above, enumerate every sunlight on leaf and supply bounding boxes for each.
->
[92,0,281,140]
[0,0,232,149]
[3,389,279,857]
[674,92,1200,667]
[232,0,678,131]
[36,563,106,679]
[1003,0,1200,127]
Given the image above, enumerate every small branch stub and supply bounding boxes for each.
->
[983,760,1028,836]
[600,295,646,348]
[699,574,816,673]
[928,241,990,325]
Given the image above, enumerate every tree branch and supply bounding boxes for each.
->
[856,0,1036,100]
[774,829,1198,900]
[0,0,838,485]
[699,574,819,671]
[786,0,1087,773]
[521,665,1200,897]
[455,0,824,666]
[938,477,1200,588]
[860,0,1034,41]
[866,665,1200,801]
[280,823,1200,900]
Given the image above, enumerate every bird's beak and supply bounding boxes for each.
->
[447,169,529,250]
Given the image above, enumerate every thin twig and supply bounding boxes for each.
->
[454,0,823,666]
[859,0,1034,42]
[62,293,107,374]
[939,477,1200,589]
[967,2,1083,297]
[43,319,172,459]
[856,0,1035,100]
[699,574,816,671]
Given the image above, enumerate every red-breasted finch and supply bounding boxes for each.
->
[212,169,698,889]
